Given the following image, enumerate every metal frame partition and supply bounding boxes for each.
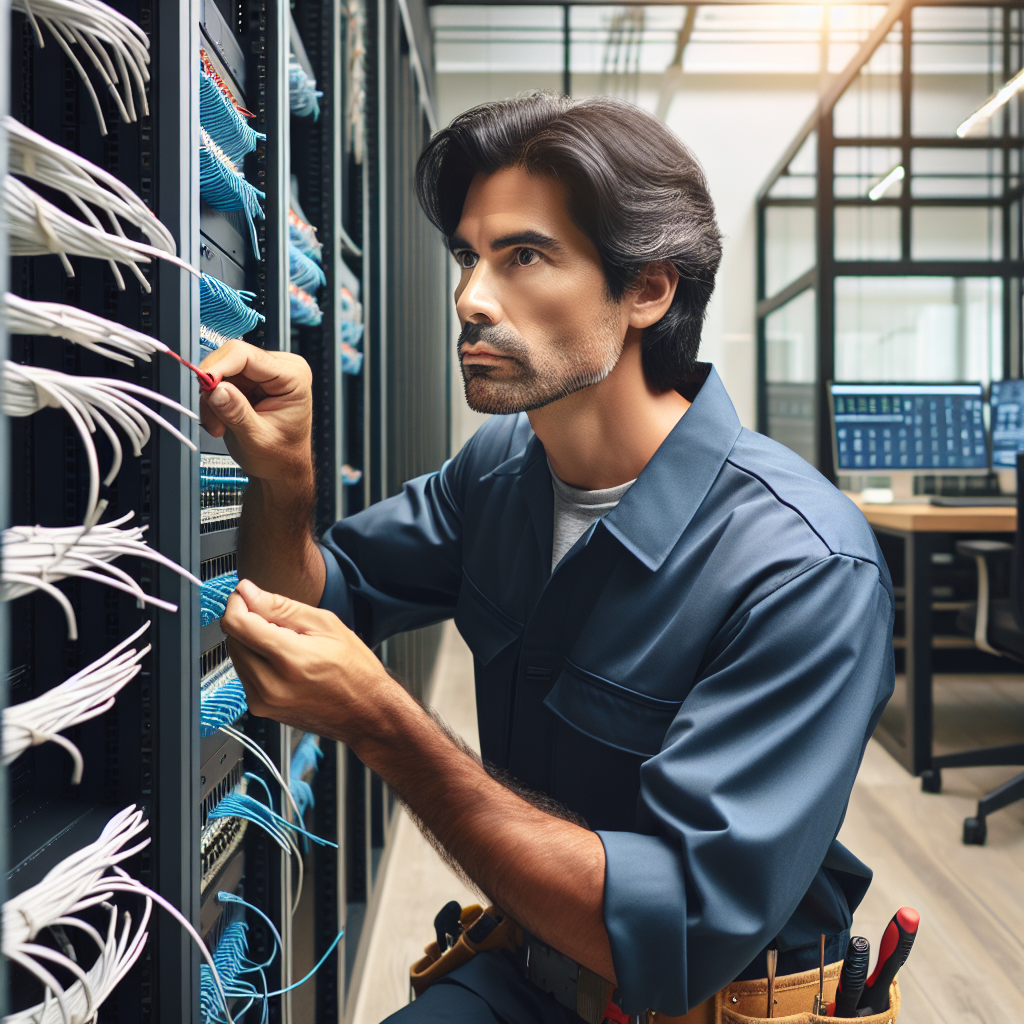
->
[756,0,1024,780]
[757,0,1024,485]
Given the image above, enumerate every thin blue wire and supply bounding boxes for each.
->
[261,929,344,997]
[217,892,282,971]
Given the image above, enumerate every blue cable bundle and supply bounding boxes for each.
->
[340,320,364,348]
[200,659,248,737]
[201,274,265,339]
[288,210,323,263]
[289,734,323,822]
[209,892,342,1015]
[200,127,267,258]
[200,72,265,165]
[288,58,322,120]
[201,920,265,1024]
[201,571,239,627]
[289,284,322,327]
[341,342,362,376]
[288,242,326,294]
[208,789,338,852]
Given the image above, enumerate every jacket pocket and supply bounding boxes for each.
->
[545,662,683,832]
[544,659,681,758]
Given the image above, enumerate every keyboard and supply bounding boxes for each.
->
[928,495,1017,507]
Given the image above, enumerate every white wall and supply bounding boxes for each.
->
[435,69,821,438]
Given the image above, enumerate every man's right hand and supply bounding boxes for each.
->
[198,339,314,487]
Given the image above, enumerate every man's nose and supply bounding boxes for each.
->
[455,263,502,326]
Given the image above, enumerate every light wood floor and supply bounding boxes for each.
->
[354,628,1024,1023]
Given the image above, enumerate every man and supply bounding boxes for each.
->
[202,93,895,1023]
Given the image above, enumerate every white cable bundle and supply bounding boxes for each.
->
[4,896,151,1024]
[2,806,148,954]
[7,117,177,257]
[3,294,171,367]
[1,513,201,641]
[2,806,234,1024]
[4,176,198,293]
[2,360,197,527]
[12,0,150,134]
[2,622,150,783]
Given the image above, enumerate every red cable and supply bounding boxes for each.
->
[167,350,222,392]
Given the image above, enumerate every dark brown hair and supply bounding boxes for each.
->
[416,91,722,391]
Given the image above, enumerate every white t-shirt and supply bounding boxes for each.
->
[549,460,636,572]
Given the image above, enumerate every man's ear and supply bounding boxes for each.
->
[627,261,679,330]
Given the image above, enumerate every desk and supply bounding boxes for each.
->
[851,497,1016,777]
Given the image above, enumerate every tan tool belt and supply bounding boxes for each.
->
[411,911,900,1024]
[650,961,901,1024]
[410,904,522,998]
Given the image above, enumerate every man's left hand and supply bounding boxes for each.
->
[221,579,391,741]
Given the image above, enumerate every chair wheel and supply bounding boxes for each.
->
[963,816,987,845]
[921,769,942,793]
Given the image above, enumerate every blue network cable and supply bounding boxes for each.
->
[200,127,267,258]
[208,790,338,852]
[288,58,322,120]
[201,274,265,340]
[200,659,248,737]
[288,210,323,263]
[201,571,238,627]
[200,71,265,166]
[202,892,344,1022]
[340,320,364,348]
[289,734,323,829]
[289,284,322,327]
[201,920,264,1024]
[288,242,326,294]
[341,342,362,376]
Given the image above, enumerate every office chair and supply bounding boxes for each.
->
[933,451,1024,844]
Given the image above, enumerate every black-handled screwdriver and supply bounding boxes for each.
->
[857,907,920,1014]
[826,935,870,1017]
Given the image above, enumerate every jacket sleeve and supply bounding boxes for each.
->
[597,554,895,1016]
[318,458,465,647]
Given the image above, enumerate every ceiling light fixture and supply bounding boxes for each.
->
[957,67,1024,137]
[868,165,905,201]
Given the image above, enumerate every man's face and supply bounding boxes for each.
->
[451,167,628,415]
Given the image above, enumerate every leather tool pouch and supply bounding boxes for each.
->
[649,962,901,1024]
[409,904,522,998]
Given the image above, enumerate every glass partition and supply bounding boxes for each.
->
[758,3,1023,478]
[765,290,817,465]
[835,276,1003,383]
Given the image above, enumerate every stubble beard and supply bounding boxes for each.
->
[459,318,623,416]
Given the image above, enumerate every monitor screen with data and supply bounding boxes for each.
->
[990,379,1024,469]
[830,383,987,473]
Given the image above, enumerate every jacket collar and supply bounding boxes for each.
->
[484,364,743,572]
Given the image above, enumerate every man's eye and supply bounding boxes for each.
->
[515,248,539,267]
[456,252,478,269]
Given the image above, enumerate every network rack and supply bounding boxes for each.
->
[1,0,448,1020]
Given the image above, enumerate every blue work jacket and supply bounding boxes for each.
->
[319,365,895,1016]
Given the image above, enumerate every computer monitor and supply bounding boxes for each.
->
[829,382,988,474]
[990,379,1024,469]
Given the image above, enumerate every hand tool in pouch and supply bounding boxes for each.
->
[857,908,919,1015]
[827,935,870,1017]
[811,935,826,1015]
[765,946,778,1019]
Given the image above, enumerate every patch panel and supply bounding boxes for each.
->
[201,453,248,535]
[202,807,249,896]
[201,856,246,948]
[200,732,245,828]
